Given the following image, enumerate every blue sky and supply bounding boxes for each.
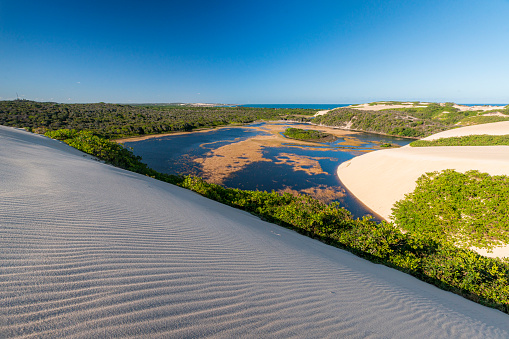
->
[1,0,508,104]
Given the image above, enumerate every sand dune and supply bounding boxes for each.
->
[421,121,509,140]
[337,121,509,257]
[1,126,509,337]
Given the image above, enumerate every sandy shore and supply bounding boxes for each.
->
[2,125,509,336]
[337,121,509,257]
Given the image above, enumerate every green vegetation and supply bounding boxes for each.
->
[43,129,509,313]
[283,127,337,142]
[410,134,509,147]
[312,107,448,138]
[459,115,509,126]
[0,100,316,139]
[392,170,509,250]
[4,99,507,141]
[313,103,509,138]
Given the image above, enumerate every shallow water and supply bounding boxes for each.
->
[124,122,411,219]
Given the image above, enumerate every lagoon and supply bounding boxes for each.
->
[123,122,411,219]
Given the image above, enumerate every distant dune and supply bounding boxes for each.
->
[1,125,509,337]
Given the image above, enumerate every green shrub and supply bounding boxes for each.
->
[410,134,509,147]
[283,127,336,142]
[392,169,509,250]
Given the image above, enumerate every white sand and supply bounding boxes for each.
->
[348,103,507,112]
[1,125,509,337]
[349,103,428,111]
[337,121,509,257]
[453,104,507,112]
[314,109,331,116]
[422,121,509,141]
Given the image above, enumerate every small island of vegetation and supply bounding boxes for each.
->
[283,127,337,142]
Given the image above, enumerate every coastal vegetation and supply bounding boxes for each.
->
[392,169,509,250]
[460,115,509,126]
[0,100,316,139]
[313,103,509,138]
[283,127,337,142]
[312,107,449,138]
[2,99,507,141]
[410,134,509,147]
[43,128,509,313]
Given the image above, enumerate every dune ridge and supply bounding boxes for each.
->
[1,125,509,337]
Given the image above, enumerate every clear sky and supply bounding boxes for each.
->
[1,0,509,104]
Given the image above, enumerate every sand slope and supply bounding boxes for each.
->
[1,126,509,337]
[337,121,509,257]
[421,121,509,141]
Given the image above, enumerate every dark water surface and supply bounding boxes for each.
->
[124,122,411,219]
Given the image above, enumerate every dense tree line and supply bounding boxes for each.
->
[4,100,507,140]
[0,100,316,138]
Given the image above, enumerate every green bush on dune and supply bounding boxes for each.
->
[392,169,509,250]
[410,134,509,147]
[44,129,509,313]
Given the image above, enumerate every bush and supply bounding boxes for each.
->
[392,169,509,250]
[410,134,509,147]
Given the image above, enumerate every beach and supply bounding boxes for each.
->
[337,121,509,257]
[2,125,509,336]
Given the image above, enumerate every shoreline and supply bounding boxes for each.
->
[114,119,421,144]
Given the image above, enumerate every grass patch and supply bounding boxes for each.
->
[410,134,509,147]
[460,115,509,126]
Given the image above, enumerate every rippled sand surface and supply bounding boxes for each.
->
[1,126,509,338]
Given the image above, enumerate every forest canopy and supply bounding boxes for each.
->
[0,100,316,139]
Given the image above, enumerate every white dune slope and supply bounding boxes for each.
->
[1,126,509,338]
[337,121,509,258]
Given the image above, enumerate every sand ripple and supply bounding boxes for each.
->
[1,126,509,338]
